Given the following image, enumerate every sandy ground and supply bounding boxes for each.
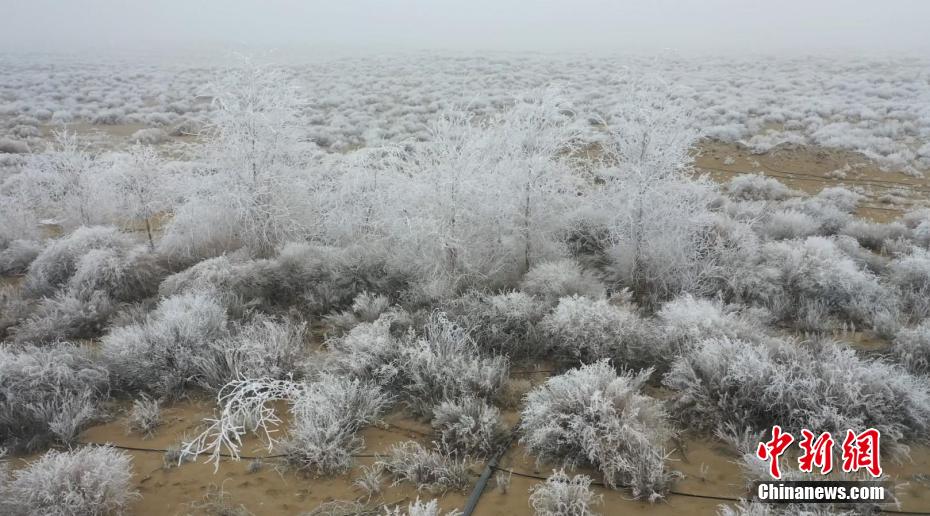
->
[694,141,930,223]
[44,394,927,515]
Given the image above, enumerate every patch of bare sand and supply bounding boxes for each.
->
[695,141,930,222]
[63,395,930,515]
[76,400,469,515]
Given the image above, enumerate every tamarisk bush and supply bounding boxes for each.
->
[725,174,796,201]
[0,239,41,275]
[528,469,602,516]
[102,290,229,397]
[22,225,135,298]
[378,441,472,493]
[383,498,462,516]
[400,312,509,417]
[0,342,108,451]
[0,446,136,516]
[664,337,930,456]
[520,360,677,501]
[444,290,549,360]
[431,396,506,458]
[540,295,661,369]
[893,322,930,375]
[519,259,605,305]
[182,375,390,473]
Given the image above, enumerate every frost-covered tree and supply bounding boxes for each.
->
[17,131,110,230]
[163,61,317,258]
[592,77,716,307]
[111,145,168,250]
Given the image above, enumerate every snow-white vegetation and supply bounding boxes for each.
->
[3,53,930,512]
[0,446,137,515]
[528,469,602,516]
[521,361,676,501]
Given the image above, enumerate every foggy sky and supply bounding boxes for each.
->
[1,0,928,56]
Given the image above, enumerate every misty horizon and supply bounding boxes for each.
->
[1,0,928,57]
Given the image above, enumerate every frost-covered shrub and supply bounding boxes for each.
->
[892,322,930,375]
[520,361,677,500]
[379,441,472,493]
[0,240,41,275]
[0,446,136,516]
[753,237,892,331]
[758,210,820,240]
[322,314,406,386]
[283,375,391,475]
[12,290,115,344]
[0,287,33,340]
[383,498,459,516]
[66,246,165,303]
[528,469,602,516]
[815,186,864,214]
[183,375,390,473]
[400,313,509,417]
[887,248,930,321]
[783,197,853,236]
[23,226,136,298]
[102,290,229,397]
[656,295,765,346]
[226,243,409,315]
[445,291,549,359]
[157,255,237,298]
[833,235,888,274]
[725,174,795,201]
[324,312,507,418]
[323,291,392,334]
[519,259,605,305]
[431,396,506,458]
[664,337,930,455]
[540,295,660,368]
[0,138,29,154]
[840,220,909,251]
[222,316,307,381]
[0,343,109,451]
[127,395,161,438]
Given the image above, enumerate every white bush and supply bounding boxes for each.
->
[445,291,549,360]
[183,375,390,474]
[887,247,930,321]
[0,239,41,275]
[528,469,602,516]
[656,294,765,346]
[519,259,605,305]
[378,441,472,493]
[893,322,930,375]
[840,220,909,251]
[758,210,820,240]
[725,174,795,201]
[283,375,392,474]
[752,237,892,331]
[102,290,229,397]
[540,295,660,368]
[664,337,930,455]
[520,361,676,500]
[12,290,115,344]
[400,313,509,417]
[383,498,461,516]
[23,226,135,298]
[0,343,109,449]
[431,396,506,458]
[1,446,136,516]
